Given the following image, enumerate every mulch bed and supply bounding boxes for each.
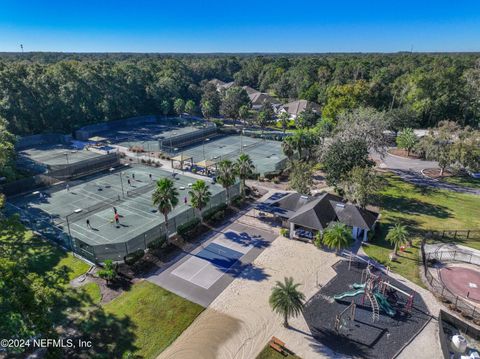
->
[388,148,422,159]
[303,260,430,359]
[422,167,454,179]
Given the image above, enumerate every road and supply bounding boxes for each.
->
[372,150,480,195]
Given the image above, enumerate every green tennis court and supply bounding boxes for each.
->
[8,164,234,262]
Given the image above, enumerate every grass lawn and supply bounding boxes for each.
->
[256,344,301,359]
[363,174,480,285]
[442,175,480,189]
[103,281,204,358]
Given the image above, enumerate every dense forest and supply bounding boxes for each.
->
[1,52,480,135]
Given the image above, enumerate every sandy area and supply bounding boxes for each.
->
[158,200,443,359]
[158,232,342,359]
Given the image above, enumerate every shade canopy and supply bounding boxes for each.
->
[88,136,108,142]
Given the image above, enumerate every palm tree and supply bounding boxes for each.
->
[189,180,211,223]
[216,159,237,204]
[269,277,305,328]
[278,111,290,134]
[235,153,255,198]
[152,178,179,236]
[322,222,354,254]
[386,223,408,255]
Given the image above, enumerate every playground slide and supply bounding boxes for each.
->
[374,292,396,317]
[333,289,365,300]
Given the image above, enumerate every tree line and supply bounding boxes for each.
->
[1,53,480,137]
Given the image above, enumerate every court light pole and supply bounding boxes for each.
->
[202,138,210,160]
[110,166,125,198]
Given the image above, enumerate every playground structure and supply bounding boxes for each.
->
[304,258,429,359]
[334,254,416,322]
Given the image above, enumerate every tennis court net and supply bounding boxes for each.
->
[65,194,121,223]
[126,182,156,198]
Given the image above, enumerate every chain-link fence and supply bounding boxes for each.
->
[4,202,72,249]
[2,153,121,197]
[1,174,60,197]
[424,249,480,321]
[22,181,240,263]
[159,124,218,152]
[76,183,239,262]
[47,152,121,180]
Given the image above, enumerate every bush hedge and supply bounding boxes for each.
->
[177,218,201,236]
[203,203,227,222]
[147,235,167,250]
[125,249,145,265]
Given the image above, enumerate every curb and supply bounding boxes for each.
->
[420,168,439,182]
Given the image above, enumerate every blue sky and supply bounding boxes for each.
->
[0,0,479,52]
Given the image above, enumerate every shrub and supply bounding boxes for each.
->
[280,228,289,237]
[147,236,167,250]
[314,232,323,248]
[232,196,243,207]
[210,210,225,222]
[177,218,201,236]
[124,249,144,266]
[203,203,228,221]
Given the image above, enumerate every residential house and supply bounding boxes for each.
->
[277,99,321,120]
[208,78,235,92]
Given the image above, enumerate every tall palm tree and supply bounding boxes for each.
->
[386,223,408,255]
[278,111,290,134]
[235,153,255,198]
[269,277,305,328]
[322,222,354,254]
[152,178,179,236]
[189,180,211,223]
[216,159,237,204]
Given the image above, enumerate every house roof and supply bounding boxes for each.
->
[263,191,379,231]
[289,193,342,230]
[249,92,275,106]
[242,86,259,95]
[281,100,321,116]
[208,79,226,87]
[220,81,235,90]
[329,201,378,230]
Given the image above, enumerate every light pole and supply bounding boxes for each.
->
[110,166,126,198]
[64,152,69,165]
[240,129,244,153]
[203,138,210,160]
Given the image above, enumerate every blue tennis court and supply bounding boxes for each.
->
[171,230,254,289]
[196,243,243,269]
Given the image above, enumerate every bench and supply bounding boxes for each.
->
[271,336,285,347]
[269,337,287,356]
[269,342,286,356]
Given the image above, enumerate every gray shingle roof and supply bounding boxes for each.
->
[281,99,321,116]
[267,191,379,231]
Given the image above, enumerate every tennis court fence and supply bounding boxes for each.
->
[73,183,240,262]
[47,152,121,180]
[4,202,72,250]
[159,124,218,152]
[2,153,121,197]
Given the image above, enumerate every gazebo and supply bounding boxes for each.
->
[194,159,217,175]
[171,154,194,171]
